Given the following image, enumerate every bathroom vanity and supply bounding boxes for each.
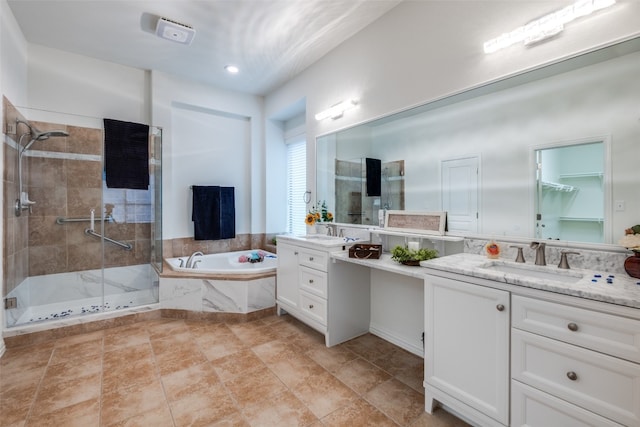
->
[422,254,640,427]
[275,235,371,346]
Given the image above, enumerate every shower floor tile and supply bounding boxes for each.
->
[0,315,471,427]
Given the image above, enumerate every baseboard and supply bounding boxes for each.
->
[369,323,424,357]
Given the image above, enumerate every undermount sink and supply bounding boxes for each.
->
[480,261,584,284]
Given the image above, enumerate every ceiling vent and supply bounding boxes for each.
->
[155,17,195,45]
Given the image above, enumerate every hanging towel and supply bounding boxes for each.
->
[366,158,381,197]
[104,118,150,189]
[192,186,236,240]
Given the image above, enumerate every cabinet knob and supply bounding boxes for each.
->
[294,251,299,255]
[309,279,314,284]
[309,257,314,261]
[566,371,578,381]
[496,304,505,312]
[567,322,579,332]
[308,304,314,309]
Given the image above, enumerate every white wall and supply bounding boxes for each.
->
[265,1,640,206]
[150,71,264,239]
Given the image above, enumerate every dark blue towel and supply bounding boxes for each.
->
[366,158,381,197]
[104,119,149,189]
[192,186,235,240]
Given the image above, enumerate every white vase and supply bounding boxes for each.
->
[307,224,317,235]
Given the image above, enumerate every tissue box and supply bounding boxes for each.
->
[349,244,382,260]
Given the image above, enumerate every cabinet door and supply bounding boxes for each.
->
[425,274,510,425]
[276,242,299,308]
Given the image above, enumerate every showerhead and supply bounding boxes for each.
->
[16,118,69,151]
[33,129,70,141]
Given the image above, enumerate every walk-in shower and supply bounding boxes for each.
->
[3,107,162,330]
[15,119,69,216]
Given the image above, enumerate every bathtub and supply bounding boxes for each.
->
[161,249,277,314]
[166,250,277,274]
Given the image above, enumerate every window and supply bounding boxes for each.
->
[286,137,306,235]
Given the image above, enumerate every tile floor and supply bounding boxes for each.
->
[0,314,470,426]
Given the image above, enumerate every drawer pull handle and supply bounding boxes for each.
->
[309,279,314,284]
[309,257,314,261]
[496,304,505,312]
[294,251,299,255]
[567,322,578,332]
[308,304,314,309]
[567,371,578,381]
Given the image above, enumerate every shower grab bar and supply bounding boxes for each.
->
[56,216,112,225]
[84,228,133,251]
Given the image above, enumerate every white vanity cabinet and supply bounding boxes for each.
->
[276,237,370,347]
[424,274,510,427]
[511,295,640,427]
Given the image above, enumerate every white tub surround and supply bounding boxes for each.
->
[166,250,277,275]
[159,272,275,314]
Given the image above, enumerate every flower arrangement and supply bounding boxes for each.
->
[238,251,267,263]
[619,225,640,252]
[305,200,334,226]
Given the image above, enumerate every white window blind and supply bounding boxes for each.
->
[286,138,306,235]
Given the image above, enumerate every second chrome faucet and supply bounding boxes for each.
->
[530,241,546,266]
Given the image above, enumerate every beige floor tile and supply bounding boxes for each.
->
[48,337,103,365]
[0,364,45,395]
[103,328,150,352]
[342,333,398,362]
[197,333,247,361]
[101,379,166,425]
[267,351,326,390]
[333,357,392,395]
[161,362,221,402]
[321,398,398,427]
[169,382,238,427]
[105,402,175,427]
[41,353,102,385]
[30,371,101,418]
[0,383,39,427]
[210,349,265,381]
[0,344,54,372]
[102,358,158,394]
[227,321,277,347]
[292,370,358,419]
[305,344,358,373]
[242,389,317,427]
[373,347,423,376]
[224,366,287,407]
[25,397,100,427]
[208,412,250,426]
[154,346,209,376]
[150,331,195,356]
[103,342,154,372]
[364,378,425,426]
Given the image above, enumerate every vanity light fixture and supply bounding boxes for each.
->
[225,65,240,74]
[315,99,358,121]
[484,0,616,54]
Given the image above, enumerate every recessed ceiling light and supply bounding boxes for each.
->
[225,65,240,74]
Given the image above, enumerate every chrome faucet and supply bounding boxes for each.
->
[530,242,546,266]
[558,251,580,269]
[185,251,203,268]
[326,225,334,236]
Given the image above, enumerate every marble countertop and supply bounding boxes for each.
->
[277,234,360,250]
[332,251,640,310]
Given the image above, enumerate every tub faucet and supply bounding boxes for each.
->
[185,251,203,268]
[530,241,546,266]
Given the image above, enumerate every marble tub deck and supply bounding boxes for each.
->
[159,261,277,315]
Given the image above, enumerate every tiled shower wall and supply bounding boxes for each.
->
[3,97,151,296]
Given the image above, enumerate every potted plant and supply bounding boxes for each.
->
[391,245,438,266]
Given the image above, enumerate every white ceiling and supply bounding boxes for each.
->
[7,0,401,96]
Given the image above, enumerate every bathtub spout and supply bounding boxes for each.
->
[185,251,203,268]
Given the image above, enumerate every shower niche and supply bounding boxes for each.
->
[2,99,163,328]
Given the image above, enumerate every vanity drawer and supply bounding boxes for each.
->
[299,266,327,298]
[512,329,640,427]
[300,291,327,325]
[512,295,640,363]
[298,247,328,272]
[511,380,624,427]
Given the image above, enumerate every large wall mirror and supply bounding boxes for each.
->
[316,36,640,246]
